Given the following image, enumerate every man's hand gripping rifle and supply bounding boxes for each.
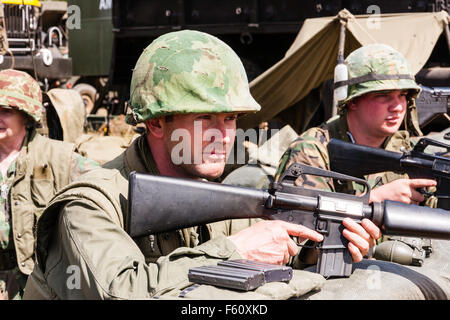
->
[328,137,450,209]
[127,163,450,278]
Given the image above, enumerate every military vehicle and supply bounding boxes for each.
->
[67,0,449,134]
[0,0,71,90]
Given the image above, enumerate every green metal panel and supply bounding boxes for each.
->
[68,0,113,76]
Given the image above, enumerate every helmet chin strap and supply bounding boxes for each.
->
[405,98,423,137]
[403,108,409,133]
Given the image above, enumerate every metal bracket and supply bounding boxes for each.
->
[275,162,371,204]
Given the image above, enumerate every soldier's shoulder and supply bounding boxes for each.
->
[72,166,124,186]
[288,126,329,152]
[31,132,76,152]
[300,126,329,140]
[385,130,413,152]
[71,153,100,173]
[49,167,127,221]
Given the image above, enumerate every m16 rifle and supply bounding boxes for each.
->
[415,86,450,129]
[327,137,450,209]
[127,163,450,278]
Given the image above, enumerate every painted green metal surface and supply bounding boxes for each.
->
[68,0,113,76]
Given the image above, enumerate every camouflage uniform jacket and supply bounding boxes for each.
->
[1,129,98,277]
[275,114,412,194]
[23,134,242,299]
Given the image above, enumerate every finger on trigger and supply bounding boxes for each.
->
[284,222,323,242]
[409,178,436,188]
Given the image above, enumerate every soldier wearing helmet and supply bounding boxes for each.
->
[275,44,436,267]
[276,44,436,205]
[0,69,98,299]
[23,30,378,299]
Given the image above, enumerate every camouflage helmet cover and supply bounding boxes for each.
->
[127,30,261,124]
[338,43,421,108]
[0,69,43,123]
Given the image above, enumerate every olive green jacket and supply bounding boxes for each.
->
[9,130,79,275]
[23,135,243,299]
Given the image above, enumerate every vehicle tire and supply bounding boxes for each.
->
[73,83,97,115]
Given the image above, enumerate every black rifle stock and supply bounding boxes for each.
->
[127,163,450,278]
[328,137,450,209]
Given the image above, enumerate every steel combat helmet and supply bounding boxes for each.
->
[0,69,43,123]
[336,43,421,109]
[127,30,261,124]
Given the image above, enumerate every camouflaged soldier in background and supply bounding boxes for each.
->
[22,30,344,300]
[276,44,424,194]
[275,44,438,267]
[0,69,98,299]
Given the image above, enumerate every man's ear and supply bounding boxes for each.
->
[145,118,165,139]
[347,100,357,111]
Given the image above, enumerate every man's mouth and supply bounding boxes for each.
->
[202,147,227,162]
[385,115,401,122]
[203,152,226,161]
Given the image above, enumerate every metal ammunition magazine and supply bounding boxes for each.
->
[188,265,265,291]
[218,259,293,282]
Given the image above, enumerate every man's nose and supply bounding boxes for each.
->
[208,127,231,144]
[389,97,405,112]
[211,119,231,143]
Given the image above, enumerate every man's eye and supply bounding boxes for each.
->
[196,115,211,120]
[226,115,237,121]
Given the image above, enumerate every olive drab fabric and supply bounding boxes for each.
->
[0,69,44,123]
[303,239,450,300]
[7,131,78,275]
[0,68,99,299]
[164,269,324,300]
[24,134,325,299]
[5,131,99,268]
[24,135,237,299]
[126,30,260,125]
[0,129,98,299]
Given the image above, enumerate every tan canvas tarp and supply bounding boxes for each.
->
[238,9,450,130]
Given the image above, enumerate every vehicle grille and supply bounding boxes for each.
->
[2,4,37,52]
[3,4,28,38]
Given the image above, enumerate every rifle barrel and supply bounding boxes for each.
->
[128,172,450,242]
[381,200,450,239]
[328,139,403,176]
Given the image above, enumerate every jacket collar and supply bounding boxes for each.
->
[123,134,160,177]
